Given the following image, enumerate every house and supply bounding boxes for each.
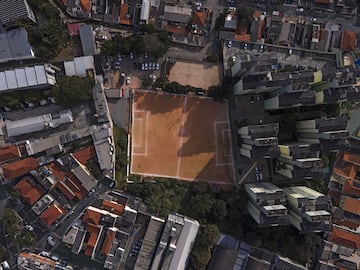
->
[340,30,357,52]
[328,226,360,250]
[0,145,21,163]
[162,5,192,32]
[14,177,45,206]
[119,4,132,25]
[40,202,66,226]
[0,158,39,182]
[0,0,36,26]
[66,0,91,18]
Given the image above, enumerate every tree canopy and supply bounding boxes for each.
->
[51,76,94,107]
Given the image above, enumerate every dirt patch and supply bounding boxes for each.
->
[130,90,234,186]
[168,60,220,90]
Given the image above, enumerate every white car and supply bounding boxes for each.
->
[126,77,131,85]
[156,63,160,70]
[227,40,232,48]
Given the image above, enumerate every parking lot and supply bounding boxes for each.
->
[104,53,163,94]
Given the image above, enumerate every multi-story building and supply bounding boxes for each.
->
[245,182,289,227]
[276,144,322,181]
[150,213,199,270]
[264,89,316,111]
[284,186,332,233]
[296,117,349,151]
[17,250,75,270]
[238,123,280,159]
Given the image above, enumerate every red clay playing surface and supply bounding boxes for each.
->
[130,90,234,185]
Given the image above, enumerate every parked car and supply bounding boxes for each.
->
[126,76,131,85]
[156,63,160,70]
[130,52,134,59]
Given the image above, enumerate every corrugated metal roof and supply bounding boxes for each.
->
[79,24,96,56]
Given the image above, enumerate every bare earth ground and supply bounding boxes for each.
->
[130,90,234,186]
[168,60,220,90]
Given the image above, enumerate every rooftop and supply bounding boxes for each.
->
[0,145,21,163]
[101,200,124,215]
[339,196,360,216]
[1,157,39,181]
[340,30,357,52]
[328,226,360,250]
[14,178,45,205]
[40,203,66,226]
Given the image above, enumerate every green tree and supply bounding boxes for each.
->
[0,246,7,261]
[52,76,94,107]
[236,4,254,24]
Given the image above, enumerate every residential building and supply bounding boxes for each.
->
[0,64,57,93]
[315,86,360,105]
[6,110,73,137]
[0,145,22,164]
[317,239,360,270]
[284,186,332,233]
[40,202,66,226]
[327,225,360,251]
[0,157,39,182]
[17,250,75,270]
[79,24,97,56]
[150,213,199,270]
[140,0,151,24]
[245,182,289,227]
[65,0,91,18]
[208,236,307,270]
[14,177,45,206]
[276,144,322,181]
[296,117,349,151]
[264,90,316,111]
[238,123,280,159]
[0,28,34,63]
[0,0,36,26]
[31,194,54,215]
[134,216,165,270]
[162,5,192,32]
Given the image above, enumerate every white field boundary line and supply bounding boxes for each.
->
[132,112,149,156]
[137,89,216,100]
[177,95,187,178]
[132,118,143,147]
[129,170,234,185]
[222,129,231,157]
[214,121,232,166]
[225,100,237,186]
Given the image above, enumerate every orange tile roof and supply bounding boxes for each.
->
[19,252,56,267]
[2,158,39,181]
[0,145,20,163]
[101,200,124,215]
[67,175,87,199]
[14,178,44,205]
[340,196,360,215]
[342,152,360,166]
[235,33,251,42]
[80,0,91,12]
[338,219,360,230]
[40,203,66,226]
[56,181,75,200]
[343,179,360,197]
[72,146,96,165]
[85,223,101,257]
[333,161,354,178]
[67,23,80,36]
[341,30,357,52]
[83,207,101,225]
[163,25,187,34]
[119,4,132,25]
[193,12,206,27]
[101,228,116,255]
[328,226,360,249]
[46,162,65,181]
[235,23,251,42]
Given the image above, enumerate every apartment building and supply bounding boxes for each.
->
[276,144,322,181]
[245,182,289,227]
[284,186,332,233]
[238,123,280,159]
[296,117,349,151]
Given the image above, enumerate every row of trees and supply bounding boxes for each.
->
[26,0,68,59]
[101,28,170,59]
